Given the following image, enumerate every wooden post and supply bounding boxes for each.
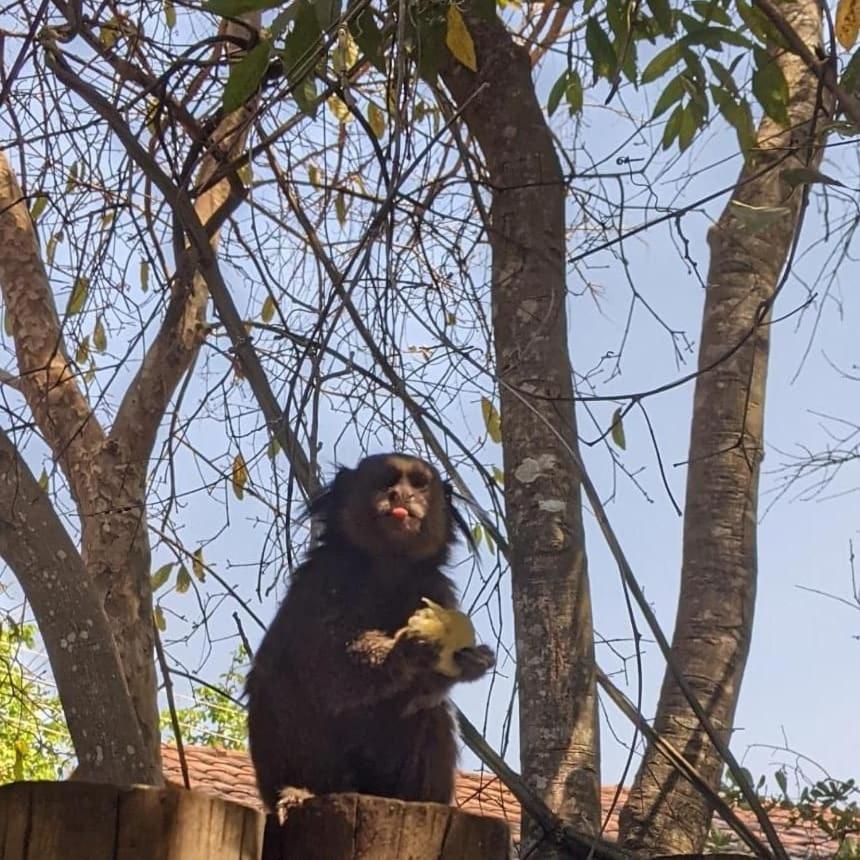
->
[263,793,512,860]
[0,782,264,859]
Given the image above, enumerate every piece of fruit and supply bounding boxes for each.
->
[401,598,476,677]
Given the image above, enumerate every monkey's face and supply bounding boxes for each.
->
[333,454,451,561]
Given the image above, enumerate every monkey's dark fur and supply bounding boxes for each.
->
[245,453,495,812]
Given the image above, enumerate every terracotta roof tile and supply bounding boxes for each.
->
[162,746,853,857]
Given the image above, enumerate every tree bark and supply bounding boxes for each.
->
[618,2,831,853]
[441,10,601,851]
[0,430,158,784]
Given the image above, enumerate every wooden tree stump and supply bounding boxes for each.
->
[263,793,512,860]
[0,782,263,859]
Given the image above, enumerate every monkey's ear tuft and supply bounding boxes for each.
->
[307,465,354,522]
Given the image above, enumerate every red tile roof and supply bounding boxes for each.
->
[161,745,853,857]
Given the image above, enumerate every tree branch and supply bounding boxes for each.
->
[111,15,261,465]
[0,151,105,498]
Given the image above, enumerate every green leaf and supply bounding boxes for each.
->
[678,102,698,150]
[175,566,192,595]
[692,0,731,25]
[586,17,617,80]
[548,71,568,117]
[566,69,584,114]
[841,46,860,95]
[314,0,341,29]
[93,317,107,352]
[641,42,683,83]
[471,522,483,547]
[416,12,446,83]
[646,0,673,34]
[549,70,583,117]
[610,408,626,449]
[3,311,11,336]
[775,769,788,796]
[662,103,684,148]
[151,563,174,592]
[29,195,48,223]
[481,396,502,443]
[446,5,477,72]
[67,277,88,316]
[652,74,686,118]
[752,48,789,126]
[492,465,505,485]
[38,468,49,490]
[164,0,176,29]
[294,74,319,117]
[348,7,385,72]
[223,42,272,114]
[261,295,276,322]
[267,436,281,461]
[367,101,386,137]
[154,605,167,632]
[205,0,283,14]
[140,260,150,292]
[232,453,248,500]
[13,741,26,781]
[707,57,738,95]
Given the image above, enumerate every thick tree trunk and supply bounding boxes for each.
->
[618,3,830,854]
[441,10,601,852]
[0,13,260,780]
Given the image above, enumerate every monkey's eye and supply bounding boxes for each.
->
[410,470,430,489]
[379,465,401,488]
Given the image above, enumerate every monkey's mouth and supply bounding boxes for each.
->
[379,506,422,534]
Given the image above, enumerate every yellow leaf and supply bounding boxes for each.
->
[446,5,477,72]
[93,317,107,352]
[75,336,90,365]
[154,605,166,632]
[46,233,62,266]
[268,436,281,460]
[367,101,386,138]
[3,311,12,336]
[308,164,323,187]
[38,468,49,490]
[335,189,348,227]
[610,407,626,449]
[67,277,88,316]
[237,162,253,186]
[332,27,358,73]
[480,396,502,443]
[327,95,352,123]
[261,295,276,323]
[151,563,173,591]
[140,260,150,292]
[30,195,48,222]
[192,548,205,581]
[192,548,206,581]
[175,565,191,595]
[232,453,248,500]
[65,162,79,193]
[836,0,860,49]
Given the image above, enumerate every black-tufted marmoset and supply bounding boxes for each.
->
[245,453,495,813]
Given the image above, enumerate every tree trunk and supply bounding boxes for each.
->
[618,2,830,853]
[0,12,261,780]
[441,10,601,852]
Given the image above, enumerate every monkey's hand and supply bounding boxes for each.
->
[453,644,495,682]
[397,598,489,679]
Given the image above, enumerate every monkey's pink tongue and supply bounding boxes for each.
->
[390,507,409,520]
